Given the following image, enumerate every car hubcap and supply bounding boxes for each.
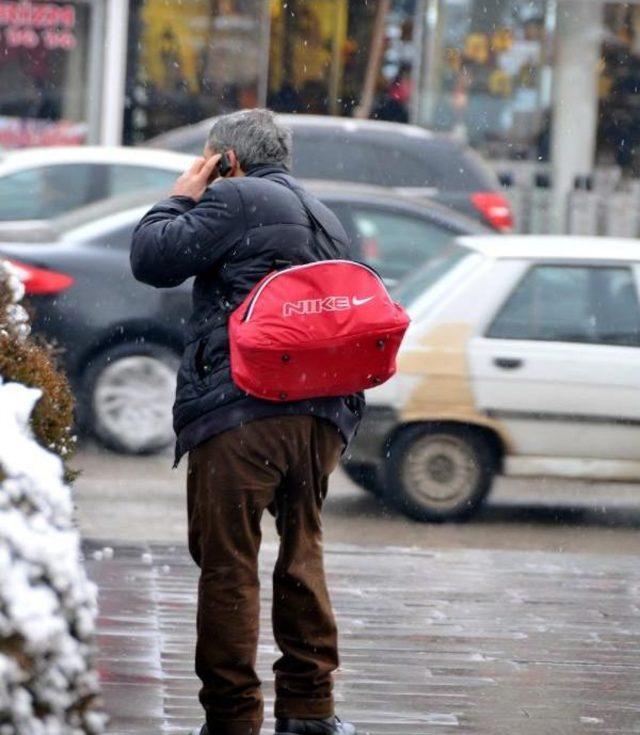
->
[93,355,177,452]
[402,434,479,510]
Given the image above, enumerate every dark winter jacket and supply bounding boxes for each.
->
[130,165,363,463]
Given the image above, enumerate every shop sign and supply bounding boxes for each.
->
[0,0,76,50]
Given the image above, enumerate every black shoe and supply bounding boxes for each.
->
[275,716,356,734]
[190,724,260,735]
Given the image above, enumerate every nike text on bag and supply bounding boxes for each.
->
[229,260,410,401]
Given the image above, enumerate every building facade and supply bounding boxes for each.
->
[2,0,640,199]
[0,0,408,147]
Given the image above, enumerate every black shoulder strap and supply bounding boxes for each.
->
[289,186,335,245]
[274,178,341,259]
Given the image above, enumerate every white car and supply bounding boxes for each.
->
[345,236,640,522]
[0,146,194,228]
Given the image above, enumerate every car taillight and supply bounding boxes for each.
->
[471,192,514,232]
[4,258,75,295]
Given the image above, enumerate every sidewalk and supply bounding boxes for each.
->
[87,543,640,735]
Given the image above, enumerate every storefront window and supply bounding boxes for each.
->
[267,0,420,121]
[0,0,92,148]
[124,0,266,144]
[267,0,350,115]
[372,0,420,123]
[420,0,552,160]
[598,3,640,175]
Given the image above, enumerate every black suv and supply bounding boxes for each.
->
[146,114,513,232]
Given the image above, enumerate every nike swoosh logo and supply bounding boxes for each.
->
[352,296,374,306]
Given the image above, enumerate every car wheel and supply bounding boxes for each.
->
[385,424,495,522]
[342,461,382,495]
[82,342,179,454]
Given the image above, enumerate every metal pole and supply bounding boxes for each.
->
[409,0,427,125]
[86,0,105,144]
[417,0,441,127]
[100,0,130,145]
[257,0,272,108]
[354,0,391,119]
[550,0,603,232]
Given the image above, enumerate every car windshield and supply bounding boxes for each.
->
[393,242,472,307]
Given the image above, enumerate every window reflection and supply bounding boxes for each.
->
[124,0,263,143]
[0,0,92,147]
[421,0,550,161]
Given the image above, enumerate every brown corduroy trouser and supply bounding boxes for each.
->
[186,415,344,735]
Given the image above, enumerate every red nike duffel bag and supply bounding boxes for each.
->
[229,260,410,402]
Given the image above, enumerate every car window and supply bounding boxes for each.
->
[488,265,640,347]
[292,133,376,183]
[293,133,442,187]
[0,164,105,221]
[0,169,43,219]
[350,206,456,282]
[393,243,472,307]
[291,130,496,191]
[108,165,178,195]
[412,143,498,191]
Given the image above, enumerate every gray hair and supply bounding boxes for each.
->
[206,109,292,171]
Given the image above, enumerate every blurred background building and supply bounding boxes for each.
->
[3,0,640,208]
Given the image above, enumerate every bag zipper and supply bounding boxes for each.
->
[243,260,385,322]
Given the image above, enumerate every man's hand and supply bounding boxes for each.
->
[171,155,221,202]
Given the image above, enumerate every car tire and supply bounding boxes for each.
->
[385,424,496,522]
[81,342,180,455]
[342,461,382,496]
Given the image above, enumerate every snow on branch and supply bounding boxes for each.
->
[0,261,29,341]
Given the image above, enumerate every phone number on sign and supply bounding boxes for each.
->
[3,26,76,49]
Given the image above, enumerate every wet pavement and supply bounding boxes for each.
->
[88,542,640,735]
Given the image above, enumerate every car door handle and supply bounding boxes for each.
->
[493,357,523,370]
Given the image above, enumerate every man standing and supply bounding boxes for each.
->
[131,109,360,735]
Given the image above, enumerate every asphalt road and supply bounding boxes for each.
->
[73,444,640,555]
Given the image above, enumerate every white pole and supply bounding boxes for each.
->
[551,0,603,232]
[100,0,129,145]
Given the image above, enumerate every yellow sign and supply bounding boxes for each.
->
[489,69,512,97]
[139,0,211,92]
[464,33,489,65]
[491,28,513,53]
[269,0,346,91]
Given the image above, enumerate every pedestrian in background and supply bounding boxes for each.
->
[130,109,361,735]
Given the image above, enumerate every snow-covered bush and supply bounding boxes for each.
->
[0,262,105,733]
[0,383,104,734]
[0,262,75,464]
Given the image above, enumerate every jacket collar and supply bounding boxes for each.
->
[245,164,291,179]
